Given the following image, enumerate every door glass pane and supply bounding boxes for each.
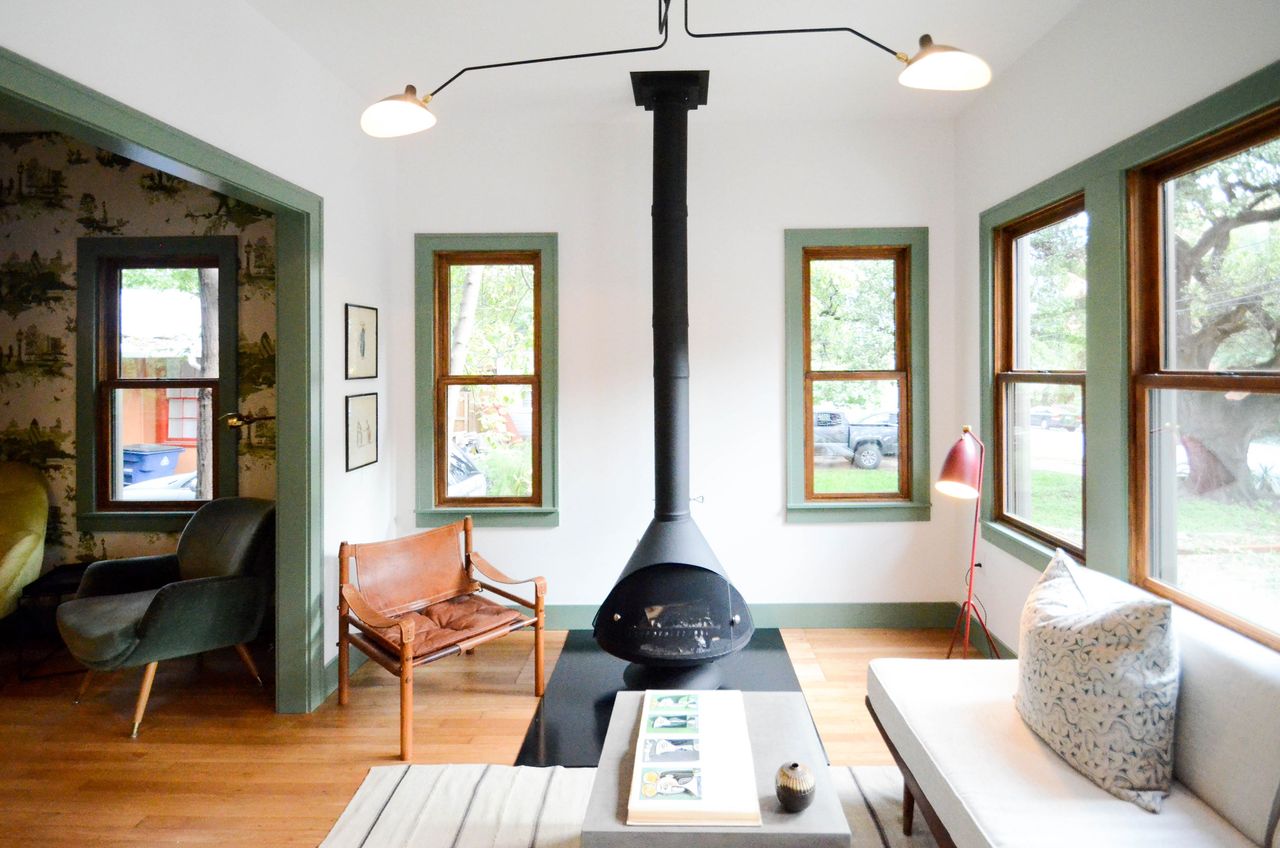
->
[1011,211,1088,370]
[1004,382,1083,546]
[810,379,901,496]
[1148,388,1280,632]
[119,267,219,378]
[447,262,535,376]
[1163,136,1280,372]
[808,258,897,371]
[444,383,534,499]
[111,387,212,501]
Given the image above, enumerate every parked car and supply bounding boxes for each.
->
[447,446,487,497]
[813,408,899,469]
[120,470,198,501]
[847,411,900,469]
[1029,405,1080,431]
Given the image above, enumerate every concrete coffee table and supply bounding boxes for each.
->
[582,690,853,847]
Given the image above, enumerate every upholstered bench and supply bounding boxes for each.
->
[867,567,1280,848]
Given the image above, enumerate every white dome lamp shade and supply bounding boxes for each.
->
[897,34,991,91]
[360,85,437,138]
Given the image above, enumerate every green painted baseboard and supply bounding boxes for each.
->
[962,612,1018,659]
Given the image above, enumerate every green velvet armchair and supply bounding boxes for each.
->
[0,461,49,619]
[57,497,275,737]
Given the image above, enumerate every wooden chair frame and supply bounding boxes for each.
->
[337,516,546,761]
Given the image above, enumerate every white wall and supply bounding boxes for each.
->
[387,111,968,609]
[0,1,403,660]
[953,0,1280,649]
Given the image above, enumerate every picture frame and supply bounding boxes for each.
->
[345,392,378,471]
[345,303,378,379]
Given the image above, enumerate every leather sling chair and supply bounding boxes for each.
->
[338,516,546,761]
[57,497,275,737]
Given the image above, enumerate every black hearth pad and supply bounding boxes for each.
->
[514,628,803,767]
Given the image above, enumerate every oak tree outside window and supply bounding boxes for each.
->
[803,245,912,501]
[77,236,239,524]
[993,196,1088,556]
[433,251,542,507]
[1130,105,1280,646]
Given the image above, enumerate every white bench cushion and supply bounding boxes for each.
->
[868,658,1256,848]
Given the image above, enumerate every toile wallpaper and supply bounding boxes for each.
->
[0,130,276,568]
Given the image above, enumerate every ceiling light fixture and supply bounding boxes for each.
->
[360,0,991,137]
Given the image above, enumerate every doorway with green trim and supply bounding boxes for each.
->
[0,46,326,713]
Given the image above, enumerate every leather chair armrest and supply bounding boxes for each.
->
[341,584,415,646]
[77,554,181,599]
[470,553,546,597]
[134,574,267,661]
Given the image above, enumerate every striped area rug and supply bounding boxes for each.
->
[323,763,938,848]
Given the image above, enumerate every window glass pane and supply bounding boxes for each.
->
[444,383,534,499]
[447,262,535,376]
[110,387,212,501]
[1004,383,1083,546]
[1148,388,1280,631]
[808,258,896,371]
[119,267,219,378]
[1012,211,1088,370]
[810,379,900,495]
[1163,137,1280,372]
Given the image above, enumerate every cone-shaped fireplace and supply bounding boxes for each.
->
[593,71,754,690]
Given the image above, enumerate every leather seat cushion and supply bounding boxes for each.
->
[56,588,160,669]
[367,593,527,658]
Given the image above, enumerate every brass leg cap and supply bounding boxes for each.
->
[129,723,140,739]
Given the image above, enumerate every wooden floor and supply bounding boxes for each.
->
[0,628,950,846]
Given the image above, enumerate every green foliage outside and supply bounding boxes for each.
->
[472,441,533,498]
[809,258,895,409]
[448,264,534,375]
[812,465,898,494]
[121,267,200,295]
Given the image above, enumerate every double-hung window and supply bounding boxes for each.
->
[1130,105,1280,645]
[415,234,558,527]
[993,196,1088,556]
[76,236,239,528]
[785,228,930,521]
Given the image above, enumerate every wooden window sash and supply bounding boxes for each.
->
[433,251,543,508]
[97,259,221,512]
[1128,104,1280,651]
[801,245,911,503]
[993,194,1088,556]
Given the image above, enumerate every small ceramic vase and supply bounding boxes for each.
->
[775,761,816,812]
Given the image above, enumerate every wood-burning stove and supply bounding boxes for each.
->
[593,71,754,690]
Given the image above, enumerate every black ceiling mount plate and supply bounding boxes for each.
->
[631,70,710,109]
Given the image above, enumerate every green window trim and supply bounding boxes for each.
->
[978,59,1280,578]
[75,236,240,533]
[414,233,559,527]
[784,227,931,523]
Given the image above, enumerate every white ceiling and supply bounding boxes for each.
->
[246,0,1084,125]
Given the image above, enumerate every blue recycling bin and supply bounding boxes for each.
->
[122,444,186,484]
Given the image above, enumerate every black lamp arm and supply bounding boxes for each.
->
[683,0,906,62]
[429,0,673,97]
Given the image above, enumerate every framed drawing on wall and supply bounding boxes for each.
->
[345,303,378,379]
[346,392,378,471]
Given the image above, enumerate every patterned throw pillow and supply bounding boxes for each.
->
[1014,551,1179,813]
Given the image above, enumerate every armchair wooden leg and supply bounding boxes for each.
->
[234,644,263,687]
[903,782,915,836]
[131,662,158,739]
[338,620,350,707]
[399,658,413,762]
[74,670,93,704]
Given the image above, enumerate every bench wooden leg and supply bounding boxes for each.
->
[399,655,413,762]
[903,782,915,835]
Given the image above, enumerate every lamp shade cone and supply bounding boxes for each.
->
[360,85,437,137]
[936,431,983,499]
[898,34,991,91]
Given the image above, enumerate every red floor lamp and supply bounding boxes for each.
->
[935,426,1001,659]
